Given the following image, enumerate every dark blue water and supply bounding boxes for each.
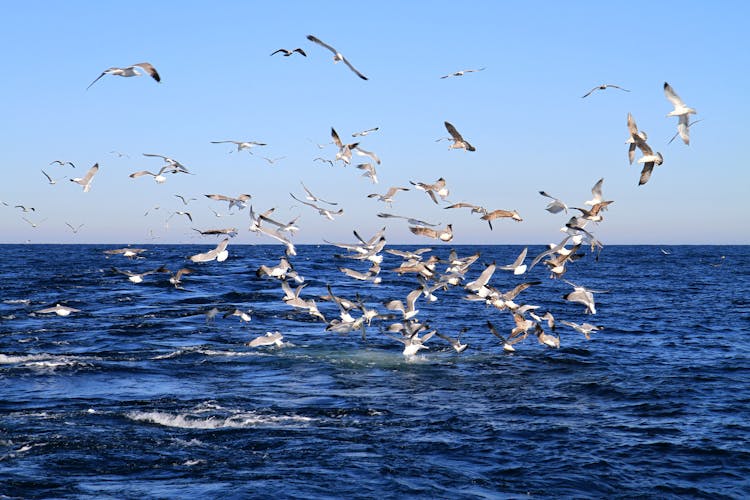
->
[1,244,749,499]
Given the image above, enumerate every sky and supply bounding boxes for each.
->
[1,1,748,245]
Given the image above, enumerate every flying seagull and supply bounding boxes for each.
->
[443,121,476,151]
[210,140,267,153]
[70,163,99,192]
[352,127,379,137]
[539,191,568,214]
[440,67,485,79]
[581,83,630,98]
[270,48,307,57]
[49,160,75,168]
[664,81,697,145]
[306,35,368,80]
[87,62,161,90]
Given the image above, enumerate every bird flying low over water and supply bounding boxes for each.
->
[443,121,476,152]
[34,304,81,316]
[306,35,368,80]
[87,62,160,90]
[480,209,523,230]
[664,81,697,145]
[270,48,306,57]
[581,83,630,98]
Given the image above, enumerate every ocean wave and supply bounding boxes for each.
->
[126,410,313,429]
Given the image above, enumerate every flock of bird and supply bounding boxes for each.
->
[6,34,700,357]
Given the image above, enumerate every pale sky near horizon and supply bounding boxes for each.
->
[1,1,748,246]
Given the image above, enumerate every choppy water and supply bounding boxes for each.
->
[1,244,749,499]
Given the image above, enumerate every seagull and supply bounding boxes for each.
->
[538,191,568,214]
[443,121,476,151]
[224,308,252,322]
[435,328,469,353]
[410,177,449,204]
[409,224,453,242]
[163,267,193,289]
[444,201,488,215]
[384,288,422,320]
[50,160,76,168]
[142,153,190,173]
[306,35,368,80]
[111,266,168,284]
[168,211,193,223]
[330,127,359,164]
[189,238,230,263]
[353,146,381,165]
[499,247,528,275]
[301,182,338,205]
[664,82,697,145]
[247,331,284,348]
[440,67,485,79]
[270,48,307,57]
[65,222,84,234]
[633,134,664,186]
[377,213,439,227]
[584,178,605,207]
[205,193,252,210]
[193,227,238,237]
[480,209,523,230]
[21,216,46,228]
[34,304,81,316]
[560,320,603,340]
[261,156,287,165]
[356,163,378,184]
[367,186,409,206]
[70,163,99,192]
[625,112,649,165]
[87,62,161,90]
[290,193,343,220]
[562,280,606,315]
[174,194,196,205]
[15,205,35,212]
[103,247,147,259]
[386,329,435,356]
[129,165,172,183]
[352,127,379,137]
[210,140,267,154]
[581,83,630,98]
[486,320,523,352]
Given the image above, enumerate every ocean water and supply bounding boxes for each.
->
[1,243,748,499]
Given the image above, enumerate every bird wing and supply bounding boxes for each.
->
[306,35,338,55]
[330,127,343,148]
[638,162,655,186]
[81,164,99,183]
[86,71,108,90]
[444,121,463,141]
[341,56,368,80]
[663,82,685,108]
[134,62,160,82]
[581,86,599,98]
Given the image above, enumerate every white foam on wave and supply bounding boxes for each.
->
[152,347,260,360]
[0,353,95,370]
[127,410,313,429]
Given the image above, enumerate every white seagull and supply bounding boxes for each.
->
[664,81,697,145]
[87,62,161,90]
[306,35,368,80]
[70,163,99,192]
[581,83,630,98]
[35,304,81,316]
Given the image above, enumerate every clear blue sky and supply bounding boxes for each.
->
[2,1,748,245]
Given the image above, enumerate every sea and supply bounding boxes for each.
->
[1,244,748,499]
